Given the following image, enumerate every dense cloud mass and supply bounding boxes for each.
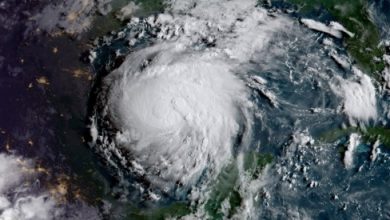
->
[0,153,102,220]
[107,44,252,191]
[3,0,390,219]
[330,67,377,125]
[87,0,384,218]
[0,154,59,220]
[91,0,293,199]
[30,0,113,35]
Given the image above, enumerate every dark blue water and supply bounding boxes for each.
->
[2,0,390,219]
[88,4,390,218]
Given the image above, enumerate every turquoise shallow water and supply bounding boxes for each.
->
[0,0,390,219]
[87,2,390,218]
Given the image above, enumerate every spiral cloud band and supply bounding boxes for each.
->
[105,44,253,190]
[91,0,292,197]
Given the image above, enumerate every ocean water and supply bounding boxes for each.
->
[87,1,390,219]
[0,0,389,219]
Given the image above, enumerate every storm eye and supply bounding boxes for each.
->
[91,45,254,197]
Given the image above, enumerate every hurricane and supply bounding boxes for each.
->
[88,0,296,204]
[2,0,390,219]
[100,44,252,191]
[84,0,388,218]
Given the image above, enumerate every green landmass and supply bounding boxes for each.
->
[103,152,273,220]
[320,126,390,149]
[243,152,274,178]
[281,0,390,148]
[113,0,165,15]
[86,0,165,39]
[319,127,359,143]
[135,0,166,14]
[279,0,385,76]
[205,152,273,219]
[366,127,390,147]
[205,160,240,219]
